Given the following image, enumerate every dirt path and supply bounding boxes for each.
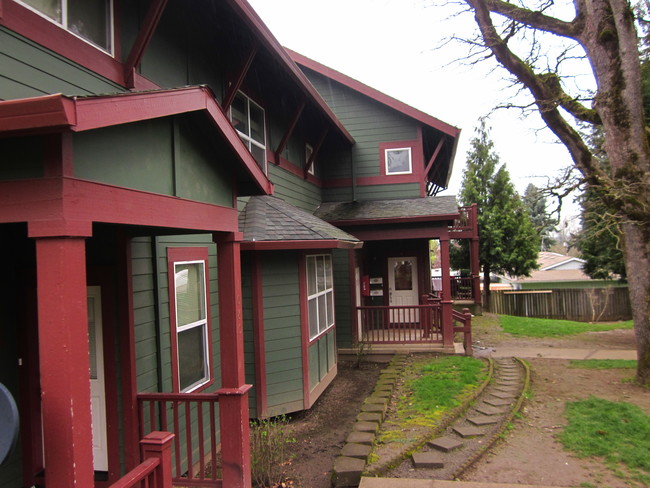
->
[279,320,648,488]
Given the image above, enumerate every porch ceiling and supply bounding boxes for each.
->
[239,195,362,250]
[314,195,460,226]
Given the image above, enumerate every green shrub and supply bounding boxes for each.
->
[249,415,296,487]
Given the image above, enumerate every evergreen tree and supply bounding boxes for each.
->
[455,121,539,309]
[522,184,557,251]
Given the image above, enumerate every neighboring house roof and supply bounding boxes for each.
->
[537,251,585,271]
[228,0,354,145]
[239,196,362,250]
[499,252,590,284]
[314,196,459,226]
[0,86,273,195]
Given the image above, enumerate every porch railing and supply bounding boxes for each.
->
[452,308,473,356]
[137,392,222,487]
[357,303,443,344]
[432,276,476,300]
[109,431,174,488]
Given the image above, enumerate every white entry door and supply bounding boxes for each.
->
[388,257,419,323]
[87,286,108,471]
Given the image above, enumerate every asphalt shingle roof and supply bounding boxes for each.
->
[239,196,361,244]
[314,196,459,222]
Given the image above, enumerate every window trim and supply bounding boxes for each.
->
[229,91,268,175]
[305,254,335,342]
[167,247,214,393]
[384,147,413,175]
[305,143,315,176]
[16,0,115,55]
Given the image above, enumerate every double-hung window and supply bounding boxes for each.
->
[168,248,212,392]
[306,254,335,340]
[230,92,267,174]
[18,0,114,53]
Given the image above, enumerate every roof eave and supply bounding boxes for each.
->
[241,239,363,251]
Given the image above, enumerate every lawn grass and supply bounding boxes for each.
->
[560,397,650,486]
[499,315,633,338]
[569,359,637,369]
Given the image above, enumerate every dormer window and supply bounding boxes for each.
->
[18,0,114,53]
[230,92,267,174]
[385,147,412,175]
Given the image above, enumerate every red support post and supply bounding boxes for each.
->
[35,236,95,488]
[215,232,252,488]
[439,237,454,348]
[141,431,175,488]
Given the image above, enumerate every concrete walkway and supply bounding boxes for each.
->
[479,347,637,360]
[359,478,561,488]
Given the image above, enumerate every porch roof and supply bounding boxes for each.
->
[239,196,362,250]
[314,196,460,226]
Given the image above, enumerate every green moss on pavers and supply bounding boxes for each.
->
[333,456,366,487]
[412,452,445,469]
[346,431,375,445]
[378,373,398,380]
[341,442,372,459]
[364,396,388,405]
[353,421,379,433]
[357,412,382,422]
[361,403,385,414]
[372,390,391,398]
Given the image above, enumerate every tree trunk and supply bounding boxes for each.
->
[482,266,491,312]
[620,222,650,383]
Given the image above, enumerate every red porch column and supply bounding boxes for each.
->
[215,232,252,488]
[439,237,454,348]
[34,235,94,488]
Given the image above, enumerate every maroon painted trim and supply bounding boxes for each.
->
[124,0,168,88]
[298,252,310,410]
[0,88,273,194]
[304,127,328,179]
[240,239,361,251]
[226,0,354,145]
[347,249,359,343]
[166,247,214,393]
[0,178,240,233]
[288,48,461,138]
[42,132,74,178]
[119,232,140,471]
[274,100,305,164]
[87,267,120,483]
[274,154,322,186]
[1,1,125,85]
[424,138,445,180]
[222,41,259,112]
[251,253,268,418]
[344,226,447,242]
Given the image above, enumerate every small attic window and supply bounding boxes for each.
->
[385,147,412,175]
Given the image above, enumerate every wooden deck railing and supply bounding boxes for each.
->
[109,432,174,488]
[432,276,476,300]
[452,308,473,356]
[357,303,443,344]
[137,392,222,487]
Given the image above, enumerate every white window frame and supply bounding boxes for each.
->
[385,147,413,175]
[306,254,335,341]
[230,91,268,175]
[306,143,315,176]
[17,0,115,55]
[172,258,211,393]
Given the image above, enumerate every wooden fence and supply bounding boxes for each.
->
[488,287,631,322]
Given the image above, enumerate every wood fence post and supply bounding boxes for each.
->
[141,431,175,488]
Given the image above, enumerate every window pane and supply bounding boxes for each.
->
[22,0,62,21]
[307,257,316,295]
[326,291,334,327]
[87,296,97,379]
[394,261,413,291]
[250,144,266,172]
[386,148,411,174]
[69,0,110,50]
[231,94,249,135]
[175,262,206,326]
[178,326,207,391]
[324,256,333,289]
[317,295,327,334]
[249,103,265,144]
[316,256,325,292]
[308,298,318,339]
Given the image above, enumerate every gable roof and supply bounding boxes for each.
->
[314,196,459,226]
[239,196,362,250]
[227,0,354,145]
[287,48,460,139]
[538,251,585,270]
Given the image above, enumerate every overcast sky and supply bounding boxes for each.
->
[247,0,581,219]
